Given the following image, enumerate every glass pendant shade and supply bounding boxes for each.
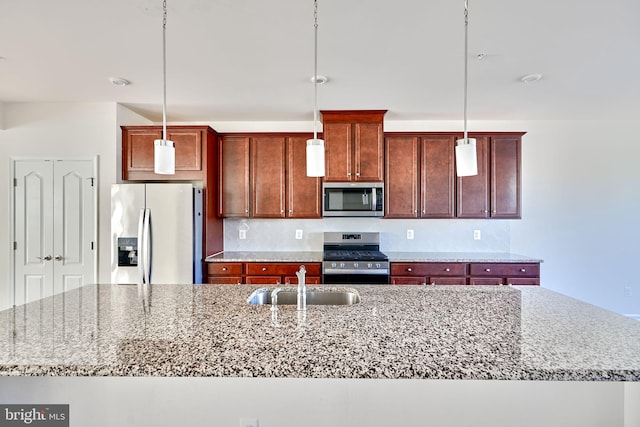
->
[154,139,175,175]
[455,137,478,177]
[306,138,325,177]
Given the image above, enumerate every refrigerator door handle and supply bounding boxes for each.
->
[142,208,152,284]
[137,208,146,285]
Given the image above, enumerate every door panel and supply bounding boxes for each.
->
[54,160,95,294]
[14,160,54,304]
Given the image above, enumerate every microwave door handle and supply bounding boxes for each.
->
[372,188,377,211]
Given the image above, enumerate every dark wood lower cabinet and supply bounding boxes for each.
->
[207,262,322,285]
[391,262,540,286]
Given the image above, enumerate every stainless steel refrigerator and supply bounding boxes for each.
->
[110,183,203,285]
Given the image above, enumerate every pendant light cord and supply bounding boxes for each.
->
[162,0,168,142]
[463,0,469,142]
[313,0,319,140]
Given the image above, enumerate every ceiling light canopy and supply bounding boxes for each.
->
[109,77,130,87]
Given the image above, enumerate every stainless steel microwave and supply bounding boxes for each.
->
[322,182,384,217]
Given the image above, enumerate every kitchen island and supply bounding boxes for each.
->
[2,284,639,427]
[1,284,637,380]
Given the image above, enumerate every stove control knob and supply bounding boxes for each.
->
[367,263,373,268]
[340,263,345,268]
[353,262,359,269]
[331,262,337,268]
[376,263,381,268]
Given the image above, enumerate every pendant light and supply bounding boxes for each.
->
[455,0,478,177]
[154,0,175,175]
[306,0,325,177]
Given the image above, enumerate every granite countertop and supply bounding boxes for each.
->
[205,251,542,263]
[1,284,638,380]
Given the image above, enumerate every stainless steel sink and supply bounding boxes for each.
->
[247,288,360,306]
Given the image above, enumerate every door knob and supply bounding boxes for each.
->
[37,255,52,261]
[55,255,64,261]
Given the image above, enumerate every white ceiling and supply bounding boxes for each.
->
[1,0,639,122]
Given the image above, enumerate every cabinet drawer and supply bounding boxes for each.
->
[245,263,321,276]
[284,275,321,285]
[391,262,467,276]
[428,276,467,285]
[391,276,427,285]
[246,276,283,285]
[207,262,243,275]
[207,276,242,285]
[469,277,505,286]
[469,263,539,277]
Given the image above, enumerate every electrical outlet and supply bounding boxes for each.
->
[624,286,633,297]
[295,229,303,239]
[407,229,414,240]
[239,229,247,240]
[473,230,481,240]
[239,418,259,427]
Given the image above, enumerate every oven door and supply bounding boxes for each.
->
[323,272,390,285]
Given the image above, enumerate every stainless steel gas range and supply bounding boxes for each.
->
[322,232,390,284]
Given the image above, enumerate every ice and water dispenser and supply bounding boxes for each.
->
[117,237,138,267]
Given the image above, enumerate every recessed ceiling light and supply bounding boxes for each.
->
[310,75,328,84]
[109,77,130,87]
[520,73,542,83]
[476,53,486,60]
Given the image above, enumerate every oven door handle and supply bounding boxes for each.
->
[323,268,389,275]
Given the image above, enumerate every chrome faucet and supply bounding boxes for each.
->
[296,265,307,311]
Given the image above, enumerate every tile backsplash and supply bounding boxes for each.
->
[223,218,511,252]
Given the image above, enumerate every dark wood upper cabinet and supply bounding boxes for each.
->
[385,135,419,218]
[456,136,490,218]
[219,135,250,217]
[491,136,521,218]
[385,134,455,218]
[456,134,523,219]
[122,126,210,181]
[286,136,322,218]
[421,136,456,218]
[218,134,321,219]
[321,110,386,182]
[251,136,286,218]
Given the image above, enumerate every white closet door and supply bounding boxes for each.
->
[53,160,96,294]
[13,159,96,306]
[14,160,55,304]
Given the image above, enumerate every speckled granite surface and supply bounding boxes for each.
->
[206,251,323,262]
[205,251,541,263]
[1,284,637,380]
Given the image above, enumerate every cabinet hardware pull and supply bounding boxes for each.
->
[37,255,52,261]
[492,210,496,213]
[485,268,491,272]
[407,268,412,272]
[520,268,526,272]
[262,267,267,272]
[222,267,227,271]
[445,268,450,272]
[55,255,64,261]
[356,172,360,177]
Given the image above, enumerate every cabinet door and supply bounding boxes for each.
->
[385,136,418,218]
[122,127,204,180]
[421,136,455,218]
[491,136,521,218]
[354,122,384,182]
[324,122,353,181]
[219,136,250,217]
[286,136,322,218]
[251,136,285,218]
[456,136,490,218]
